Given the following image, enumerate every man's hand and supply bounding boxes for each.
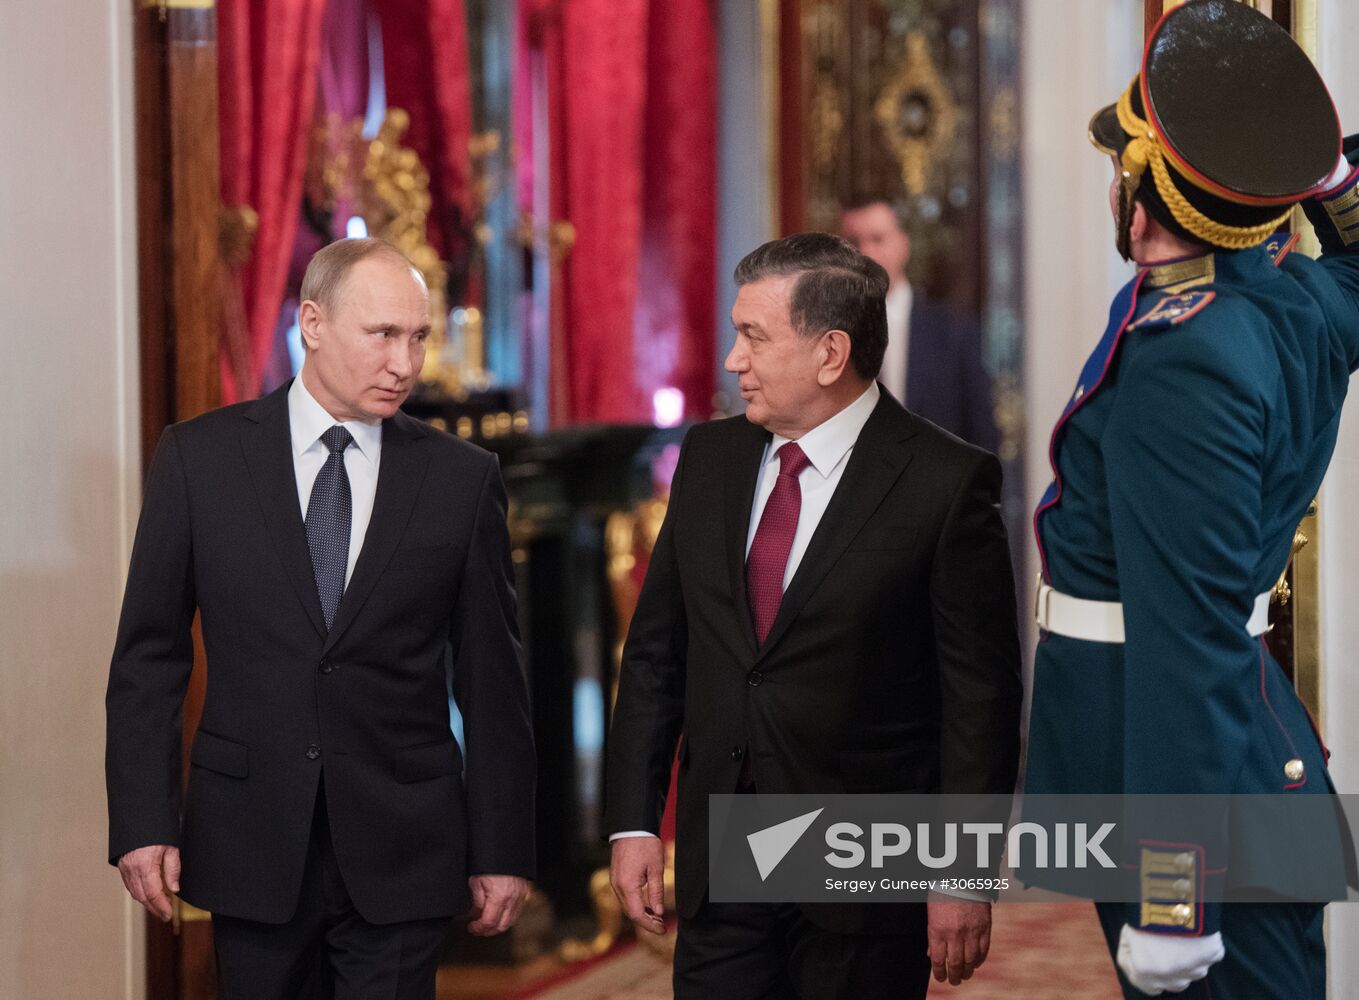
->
[926,896,992,985]
[609,837,666,935]
[117,844,180,922]
[1117,924,1224,995]
[467,874,530,936]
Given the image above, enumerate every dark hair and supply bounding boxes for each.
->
[733,232,889,381]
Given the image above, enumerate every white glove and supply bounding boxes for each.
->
[1321,151,1353,193]
[1116,924,1224,995]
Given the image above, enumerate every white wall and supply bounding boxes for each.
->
[1312,4,1359,995]
[1020,0,1141,649]
[0,2,142,997]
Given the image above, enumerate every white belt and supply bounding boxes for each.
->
[1035,581,1273,643]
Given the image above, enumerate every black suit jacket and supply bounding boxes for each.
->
[900,296,999,454]
[604,391,1021,933]
[106,382,535,925]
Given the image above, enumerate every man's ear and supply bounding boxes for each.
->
[1128,200,1150,248]
[815,329,854,387]
[298,300,323,352]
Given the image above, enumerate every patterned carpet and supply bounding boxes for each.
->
[512,903,1123,999]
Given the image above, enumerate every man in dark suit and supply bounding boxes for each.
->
[840,199,999,453]
[106,238,535,999]
[605,233,1021,999]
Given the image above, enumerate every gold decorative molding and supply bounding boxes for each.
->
[1293,500,1322,724]
[1271,521,1311,607]
[760,0,780,237]
[218,204,258,267]
[809,74,845,175]
[991,374,1024,464]
[171,896,211,935]
[560,495,675,963]
[548,220,576,264]
[874,32,959,198]
[305,108,506,395]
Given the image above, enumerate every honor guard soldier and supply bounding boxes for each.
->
[1023,1,1359,996]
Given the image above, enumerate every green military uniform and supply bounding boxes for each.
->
[1022,2,1359,997]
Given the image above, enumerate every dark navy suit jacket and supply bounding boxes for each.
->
[896,296,999,455]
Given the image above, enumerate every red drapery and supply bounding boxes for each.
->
[558,0,649,424]
[218,0,329,402]
[637,0,717,424]
[524,0,716,426]
[375,0,474,283]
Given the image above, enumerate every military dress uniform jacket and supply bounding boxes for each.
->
[105,384,536,925]
[1024,145,1359,939]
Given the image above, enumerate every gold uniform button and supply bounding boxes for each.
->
[1175,853,1195,872]
[1171,903,1194,927]
[1173,878,1192,897]
[1284,759,1305,782]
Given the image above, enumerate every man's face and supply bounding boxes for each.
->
[839,202,909,282]
[300,256,431,423]
[724,276,827,437]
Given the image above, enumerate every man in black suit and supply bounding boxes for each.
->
[106,238,535,999]
[605,233,1021,998]
[840,199,999,453]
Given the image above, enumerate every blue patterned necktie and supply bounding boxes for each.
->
[306,425,354,630]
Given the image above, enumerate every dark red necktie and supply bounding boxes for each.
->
[746,442,811,645]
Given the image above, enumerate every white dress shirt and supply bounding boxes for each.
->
[744,382,880,590]
[289,373,382,587]
[881,282,912,404]
[611,383,880,843]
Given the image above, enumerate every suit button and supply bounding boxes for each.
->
[1284,758,1305,781]
[319,658,333,674]
[306,745,321,760]
[730,746,744,761]
[747,670,764,687]
[1175,853,1195,872]
[1170,903,1193,927]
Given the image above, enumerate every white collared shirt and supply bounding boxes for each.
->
[289,372,382,587]
[744,381,881,591]
[882,282,912,404]
[609,383,884,846]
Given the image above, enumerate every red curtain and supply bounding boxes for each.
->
[375,0,473,282]
[218,0,329,402]
[637,0,717,424]
[525,0,716,426]
[558,0,649,424]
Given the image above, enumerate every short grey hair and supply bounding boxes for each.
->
[300,237,423,311]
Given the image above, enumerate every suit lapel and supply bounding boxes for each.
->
[322,411,431,654]
[755,395,918,662]
[723,418,771,655]
[241,385,328,640]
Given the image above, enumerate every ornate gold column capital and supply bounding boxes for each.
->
[140,0,215,9]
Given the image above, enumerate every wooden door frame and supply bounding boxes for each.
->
[132,0,223,995]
